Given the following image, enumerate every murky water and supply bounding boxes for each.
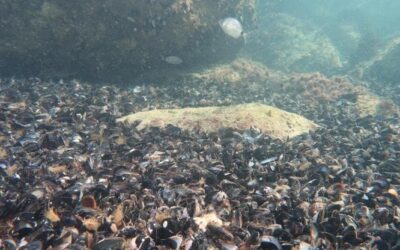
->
[0,1,399,249]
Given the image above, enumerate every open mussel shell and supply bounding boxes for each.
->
[80,195,97,209]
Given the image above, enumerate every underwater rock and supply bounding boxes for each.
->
[0,0,256,81]
[285,72,394,118]
[183,58,398,119]
[116,103,319,140]
[327,24,363,65]
[345,36,400,106]
[188,58,274,85]
[244,13,343,75]
[361,37,400,94]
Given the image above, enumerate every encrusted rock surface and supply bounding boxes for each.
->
[117,103,319,140]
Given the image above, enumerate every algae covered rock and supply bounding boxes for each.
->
[362,37,400,86]
[284,72,398,118]
[116,103,319,140]
[187,58,273,85]
[181,58,398,119]
[244,13,343,75]
[0,0,256,81]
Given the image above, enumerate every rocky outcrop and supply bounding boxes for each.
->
[243,13,343,75]
[181,58,398,118]
[360,37,400,86]
[0,0,255,81]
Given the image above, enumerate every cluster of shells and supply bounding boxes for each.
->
[0,77,399,249]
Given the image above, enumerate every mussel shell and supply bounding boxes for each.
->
[281,243,293,250]
[21,141,40,153]
[92,237,124,250]
[13,222,34,238]
[259,235,282,250]
[131,235,155,249]
[372,179,390,190]
[39,133,64,150]
[372,207,394,225]
[206,225,234,241]
[18,241,43,250]
[371,229,398,246]
[161,235,183,250]
[2,239,17,250]
[189,233,209,250]
[51,191,74,208]
[219,242,238,250]
[164,124,182,137]
[153,218,181,240]
[342,225,364,246]
[372,239,391,250]
[272,228,292,242]
[119,226,138,237]
[61,212,80,227]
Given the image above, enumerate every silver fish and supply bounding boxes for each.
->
[219,17,243,39]
[164,56,183,65]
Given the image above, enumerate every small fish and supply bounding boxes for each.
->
[164,56,183,65]
[219,17,243,39]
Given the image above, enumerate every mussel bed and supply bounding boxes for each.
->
[0,78,399,249]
